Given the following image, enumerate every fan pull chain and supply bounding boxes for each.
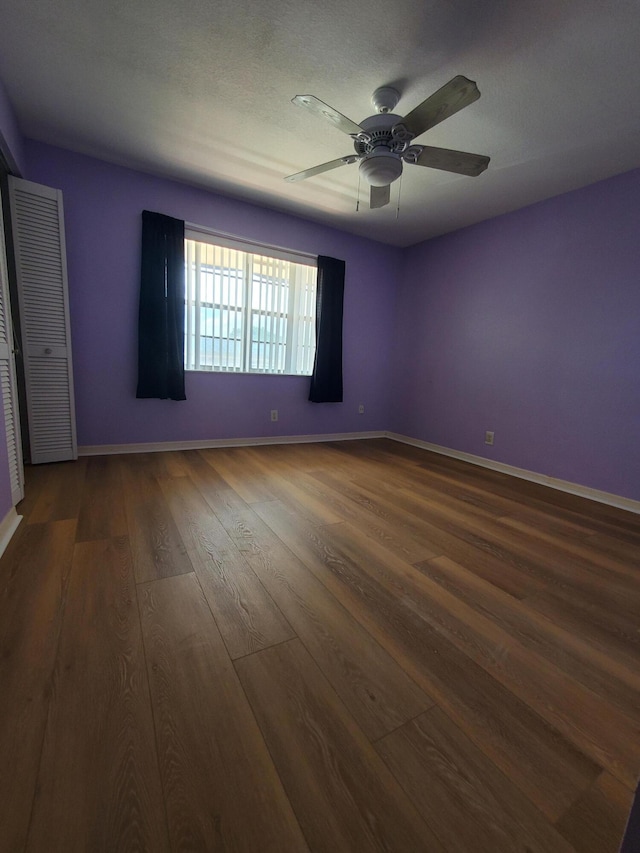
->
[356,171,362,212]
[396,174,403,219]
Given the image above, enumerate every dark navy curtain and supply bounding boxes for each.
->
[621,783,640,851]
[309,255,345,403]
[136,210,186,400]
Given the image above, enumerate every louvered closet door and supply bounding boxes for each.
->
[0,186,24,501]
[8,176,77,464]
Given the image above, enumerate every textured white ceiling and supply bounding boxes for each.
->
[1,0,639,246]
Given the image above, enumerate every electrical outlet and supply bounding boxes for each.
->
[271,409,278,422]
[358,403,365,414]
[485,430,495,446]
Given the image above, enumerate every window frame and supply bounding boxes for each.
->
[184,227,317,376]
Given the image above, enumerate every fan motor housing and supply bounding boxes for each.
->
[353,114,404,156]
[354,113,406,185]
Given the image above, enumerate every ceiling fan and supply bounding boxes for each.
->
[285,76,490,209]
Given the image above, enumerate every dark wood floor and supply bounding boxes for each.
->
[1,438,638,852]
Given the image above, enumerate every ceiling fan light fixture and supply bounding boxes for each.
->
[287,76,489,208]
[359,149,403,186]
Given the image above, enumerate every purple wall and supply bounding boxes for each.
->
[25,141,400,447]
[392,169,640,501]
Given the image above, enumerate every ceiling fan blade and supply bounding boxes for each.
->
[292,95,363,135]
[370,184,390,209]
[400,76,481,139]
[285,156,358,182]
[415,146,490,176]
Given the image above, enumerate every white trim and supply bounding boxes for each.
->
[185,224,316,266]
[0,506,21,558]
[387,432,640,515]
[78,431,386,457]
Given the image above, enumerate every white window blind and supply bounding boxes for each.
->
[184,233,317,375]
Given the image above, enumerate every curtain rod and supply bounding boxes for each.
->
[185,222,317,264]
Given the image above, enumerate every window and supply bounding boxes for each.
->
[184,232,317,375]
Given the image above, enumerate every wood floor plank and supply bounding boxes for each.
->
[263,441,347,471]
[420,555,640,722]
[417,447,640,544]
[476,501,599,544]
[27,459,87,524]
[26,538,170,852]
[157,449,192,478]
[16,462,53,523]
[324,524,640,788]
[283,520,600,821]
[586,531,640,563]
[350,439,640,544]
[394,483,597,594]
[252,491,434,585]
[76,455,128,542]
[288,467,439,562]
[138,572,309,852]
[178,449,239,508]
[309,467,451,562]
[556,772,635,853]
[388,457,555,523]
[509,484,640,538]
[376,706,574,852]
[120,454,193,584]
[404,490,640,614]
[203,489,432,740]
[202,446,280,504]
[526,588,640,670]
[159,474,295,658]
[312,468,545,599]
[403,581,640,788]
[184,447,237,482]
[235,639,444,853]
[0,520,76,853]
[498,516,637,578]
[353,463,511,528]
[394,457,603,544]
[237,448,345,525]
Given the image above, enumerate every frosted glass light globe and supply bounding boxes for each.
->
[359,150,403,186]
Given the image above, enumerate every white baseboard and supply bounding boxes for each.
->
[78,430,386,457]
[387,432,640,515]
[0,506,22,558]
